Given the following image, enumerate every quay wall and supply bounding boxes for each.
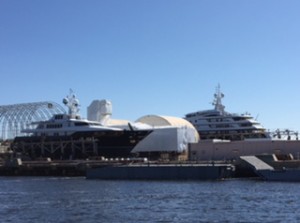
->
[189,140,300,161]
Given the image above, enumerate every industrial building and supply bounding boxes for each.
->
[132,115,199,160]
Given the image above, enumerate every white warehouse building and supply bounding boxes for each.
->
[132,115,199,154]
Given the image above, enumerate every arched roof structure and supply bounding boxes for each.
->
[0,101,66,140]
[136,114,200,141]
[136,115,196,129]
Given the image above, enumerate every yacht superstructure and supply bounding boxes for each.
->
[185,85,270,141]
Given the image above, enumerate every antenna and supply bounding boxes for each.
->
[212,84,225,115]
[63,89,80,118]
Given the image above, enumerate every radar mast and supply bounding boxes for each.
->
[212,84,225,115]
[62,89,80,119]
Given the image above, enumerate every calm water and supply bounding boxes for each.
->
[0,177,299,223]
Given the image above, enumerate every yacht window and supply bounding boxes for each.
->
[206,114,217,117]
[216,124,229,128]
[46,124,63,129]
[54,115,64,120]
[74,122,89,126]
[240,123,252,127]
[90,123,102,126]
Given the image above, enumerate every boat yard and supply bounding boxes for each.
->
[0,87,300,181]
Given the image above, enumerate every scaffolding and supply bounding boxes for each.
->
[0,101,66,140]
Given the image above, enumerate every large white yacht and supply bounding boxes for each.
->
[11,91,152,159]
[185,85,271,141]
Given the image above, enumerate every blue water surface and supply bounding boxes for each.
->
[0,177,299,223]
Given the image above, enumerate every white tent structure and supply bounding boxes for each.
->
[132,115,199,153]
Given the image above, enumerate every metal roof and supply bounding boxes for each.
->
[136,114,196,129]
[0,101,66,140]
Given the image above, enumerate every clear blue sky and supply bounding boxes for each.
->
[1,0,300,132]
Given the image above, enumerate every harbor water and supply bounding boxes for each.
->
[0,177,299,223]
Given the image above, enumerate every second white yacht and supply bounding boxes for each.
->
[185,85,271,141]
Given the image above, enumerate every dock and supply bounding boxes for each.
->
[0,159,88,176]
[240,154,300,182]
[240,155,274,171]
[0,157,235,180]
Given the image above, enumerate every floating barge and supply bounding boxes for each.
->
[0,157,235,180]
[86,162,235,180]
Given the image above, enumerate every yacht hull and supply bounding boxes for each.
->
[11,130,152,160]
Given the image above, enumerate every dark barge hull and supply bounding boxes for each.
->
[86,163,235,180]
[11,130,152,160]
[257,169,300,182]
